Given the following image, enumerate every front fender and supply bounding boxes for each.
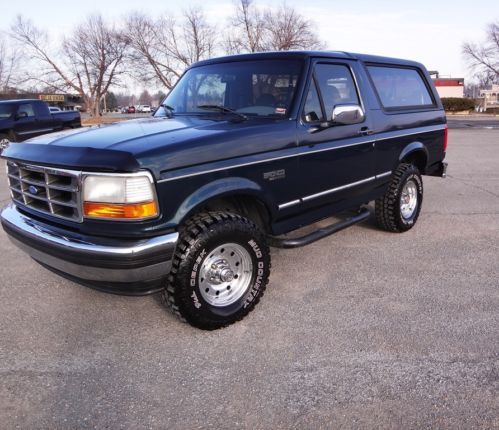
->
[173,177,273,225]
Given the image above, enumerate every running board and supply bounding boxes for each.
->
[267,209,371,249]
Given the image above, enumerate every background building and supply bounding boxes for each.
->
[430,74,464,99]
[476,84,499,112]
[0,93,83,110]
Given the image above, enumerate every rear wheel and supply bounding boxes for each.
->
[163,211,271,330]
[375,163,423,232]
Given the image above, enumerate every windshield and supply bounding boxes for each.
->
[0,104,14,119]
[156,59,304,118]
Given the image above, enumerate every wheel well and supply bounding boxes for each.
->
[193,195,272,233]
[401,150,427,174]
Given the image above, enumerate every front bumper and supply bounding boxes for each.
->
[0,204,178,295]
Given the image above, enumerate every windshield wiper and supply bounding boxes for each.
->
[160,104,175,118]
[196,105,247,121]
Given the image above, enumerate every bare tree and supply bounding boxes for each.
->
[11,15,129,116]
[225,0,266,53]
[138,89,153,105]
[225,0,323,54]
[262,3,323,51]
[463,22,499,82]
[0,33,21,92]
[126,9,216,90]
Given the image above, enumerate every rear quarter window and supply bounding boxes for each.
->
[367,65,434,109]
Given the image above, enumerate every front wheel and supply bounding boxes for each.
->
[0,133,13,152]
[375,163,423,232]
[163,211,271,330]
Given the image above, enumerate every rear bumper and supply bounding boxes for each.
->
[0,204,178,295]
[426,160,448,178]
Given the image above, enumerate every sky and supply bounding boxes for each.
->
[1,0,498,93]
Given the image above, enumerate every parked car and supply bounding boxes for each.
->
[0,51,447,330]
[137,105,152,113]
[0,99,81,151]
[127,106,136,114]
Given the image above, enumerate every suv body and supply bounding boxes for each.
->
[0,51,447,329]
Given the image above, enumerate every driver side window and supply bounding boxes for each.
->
[303,80,324,123]
[308,64,360,121]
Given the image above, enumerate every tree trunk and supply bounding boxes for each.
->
[85,96,100,117]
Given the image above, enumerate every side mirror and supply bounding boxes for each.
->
[15,111,28,120]
[331,104,365,125]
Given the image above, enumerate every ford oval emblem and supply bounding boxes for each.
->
[28,185,39,195]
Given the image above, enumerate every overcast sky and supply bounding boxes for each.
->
[1,0,497,93]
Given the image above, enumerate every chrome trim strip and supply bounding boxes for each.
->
[302,176,376,202]
[278,199,301,210]
[278,170,392,209]
[375,170,392,179]
[17,128,54,136]
[158,139,375,183]
[158,125,445,183]
[376,125,446,141]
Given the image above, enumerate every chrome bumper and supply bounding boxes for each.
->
[1,204,178,295]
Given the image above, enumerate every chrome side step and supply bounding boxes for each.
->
[267,208,371,249]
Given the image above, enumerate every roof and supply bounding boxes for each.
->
[191,50,425,69]
[0,99,41,104]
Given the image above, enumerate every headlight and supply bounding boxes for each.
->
[82,172,158,220]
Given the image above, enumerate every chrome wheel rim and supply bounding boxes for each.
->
[400,179,418,219]
[199,243,253,307]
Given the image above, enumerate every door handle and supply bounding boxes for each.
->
[358,127,373,136]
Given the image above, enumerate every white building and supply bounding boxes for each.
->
[479,84,499,110]
[432,78,465,98]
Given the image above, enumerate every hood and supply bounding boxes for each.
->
[2,116,296,178]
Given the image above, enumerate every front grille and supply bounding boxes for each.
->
[6,161,82,222]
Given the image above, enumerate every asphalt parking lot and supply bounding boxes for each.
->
[1,128,498,429]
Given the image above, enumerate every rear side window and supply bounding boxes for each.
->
[367,66,434,109]
[18,103,35,117]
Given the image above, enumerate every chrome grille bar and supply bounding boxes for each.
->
[6,161,82,222]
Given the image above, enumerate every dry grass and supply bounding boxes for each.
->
[81,116,131,126]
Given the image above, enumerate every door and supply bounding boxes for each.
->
[296,61,376,210]
[13,102,38,140]
[34,101,59,135]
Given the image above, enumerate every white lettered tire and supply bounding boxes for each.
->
[163,211,271,330]
[375,163,423,232]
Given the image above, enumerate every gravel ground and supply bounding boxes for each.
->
[0,129,498,429]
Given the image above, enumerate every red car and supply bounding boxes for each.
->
[126,106,135,114]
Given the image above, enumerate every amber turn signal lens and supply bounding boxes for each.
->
[83,201,158,219]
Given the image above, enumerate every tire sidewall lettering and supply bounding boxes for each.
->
[242,240,266,309]
[189,248,207,307]
[188,236,269,313]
